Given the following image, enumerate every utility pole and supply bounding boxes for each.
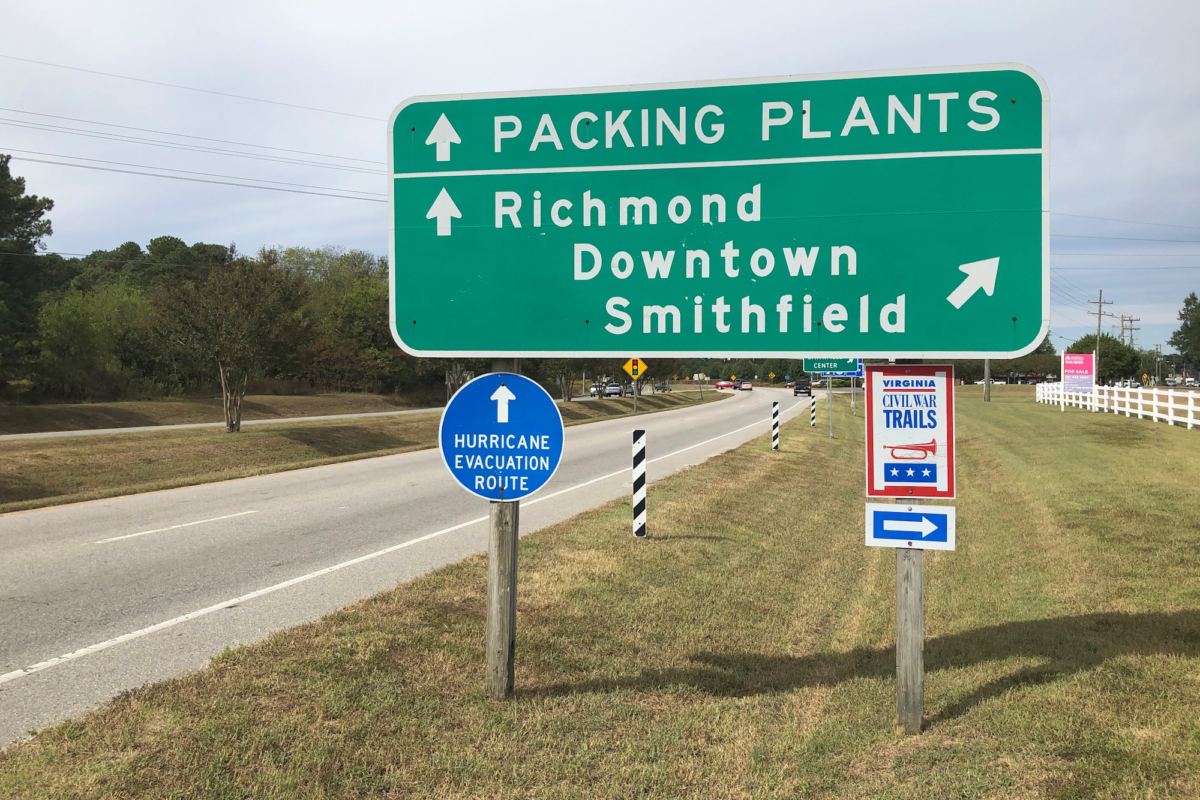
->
[1088,291,1113,383]
[983,359,991,402]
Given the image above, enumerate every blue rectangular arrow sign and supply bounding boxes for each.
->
[865,503,955,551]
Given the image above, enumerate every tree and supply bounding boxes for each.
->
[1168,292,1200,369]
[0,153,59,388]
[1067,333,1139,385]
[36,282,154,400]
[535,358,578,401]
[158,253,307,431]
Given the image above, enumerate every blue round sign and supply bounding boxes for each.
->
[439,372,565,501]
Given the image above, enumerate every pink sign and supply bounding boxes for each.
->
[1063,353,1094,393]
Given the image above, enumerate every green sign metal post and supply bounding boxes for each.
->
[389,64,1048,358]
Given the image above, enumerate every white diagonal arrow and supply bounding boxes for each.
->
[883,516,939,538]
[490,383,516,423]
[426,188,461,237]
[946,257,1000,309]
[424,113,460,162]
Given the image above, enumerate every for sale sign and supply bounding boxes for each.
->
[1063,353,1094,393]
[865,365,955,499]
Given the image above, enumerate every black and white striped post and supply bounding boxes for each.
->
[810,395,817,427]
[771,402,780,450]
[632,429,647,538]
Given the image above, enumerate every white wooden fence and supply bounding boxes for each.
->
[1036,382,1199,429]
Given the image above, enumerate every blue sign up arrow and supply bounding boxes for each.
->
[440,372,564,501]
[865,504,956,551]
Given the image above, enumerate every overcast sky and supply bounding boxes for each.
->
[4,0,1198,353]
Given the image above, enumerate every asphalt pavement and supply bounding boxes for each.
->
[0,387,806,744]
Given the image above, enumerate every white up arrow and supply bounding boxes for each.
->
[490,383,516,423]
[883,516,940,537]
[425,114,460,162]
[426,188,461,237]
[946,257,1000,309]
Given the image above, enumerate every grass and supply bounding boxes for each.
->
[3,384,1200,798]
[0,391,724,514]
[0,392,444,435]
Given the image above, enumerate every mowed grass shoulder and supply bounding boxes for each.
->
[0,391,724,514]
[3,386,1199,798]
[0,392,438,435]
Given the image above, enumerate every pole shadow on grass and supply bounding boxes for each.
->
[526,611,1200,725]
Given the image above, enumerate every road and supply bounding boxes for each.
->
[0,387,805,744]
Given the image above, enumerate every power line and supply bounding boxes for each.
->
[1052,265,1200,270]
[1052,234,1200,244]
[1051,212,1200,231]
[1050,283,1091,306]
[8,156,386,203]
[4,148,385,196]
[1050,253,1200,257]
[0,53,384,122]
[0,107,384,164]
[1050,282,1093,306]
[0,119,383,174]
[1054,271,1095,297]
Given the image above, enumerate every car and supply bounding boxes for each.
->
[715,380,735,389]
[653,382,671,392]
[604,383,622,397]
[1187,377,1197,386]
[735,380,754,390]
[589,384,600,397]
[793,378,812,396]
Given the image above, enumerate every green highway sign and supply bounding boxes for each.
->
[389,64,1048,358]
[805,358,860,374]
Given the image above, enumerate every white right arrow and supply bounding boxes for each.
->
[883,516,939,537]
[424,113,461,162]
[426,188,461,237]
[490,383,516,423]
[946,257,1000,309]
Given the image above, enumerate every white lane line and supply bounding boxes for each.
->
[94,511,260,545]
[0,400,805,686]
[1,513,489,686]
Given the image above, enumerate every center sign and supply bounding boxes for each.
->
[389,64,1048,358]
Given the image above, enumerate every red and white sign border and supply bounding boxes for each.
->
[865,364,956,499]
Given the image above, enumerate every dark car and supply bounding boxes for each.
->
[654,382,672,393]
[793,378,812,396]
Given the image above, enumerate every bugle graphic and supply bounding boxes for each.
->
[883,440,937,460]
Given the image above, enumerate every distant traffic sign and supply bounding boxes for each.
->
[805,357,862,376]
[389,65,1048,358]
[440,373,564,500]
[866,503,955,550]
[865,364,955,498]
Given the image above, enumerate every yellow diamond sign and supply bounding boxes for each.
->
[623,358,647,379]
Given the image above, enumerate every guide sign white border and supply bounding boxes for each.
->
[387,63,1050,360]
[865,364,956,499]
